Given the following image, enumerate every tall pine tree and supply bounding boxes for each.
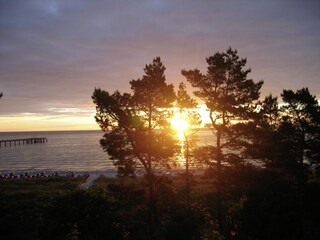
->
[92,57,178,236]
[182,47,263,229]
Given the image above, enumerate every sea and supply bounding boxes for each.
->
[0,130,115,175]
[0,129,214,175]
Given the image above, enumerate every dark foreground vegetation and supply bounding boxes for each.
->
[0,173,320,240]
[0,177,83,239]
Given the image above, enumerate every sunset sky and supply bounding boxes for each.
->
[1,0,319,132]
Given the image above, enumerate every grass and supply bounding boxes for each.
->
[0,176,87,239]
[0,177,84,195]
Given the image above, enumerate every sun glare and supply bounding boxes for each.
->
[171,112,189,139]
[171,117,189,132]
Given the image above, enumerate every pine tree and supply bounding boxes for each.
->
[182,47,263,229]
[92,57,178,236]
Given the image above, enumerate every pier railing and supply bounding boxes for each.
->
[0,137,47,147]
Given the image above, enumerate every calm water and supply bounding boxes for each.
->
[0,130,114,174]
[0,129,214,174]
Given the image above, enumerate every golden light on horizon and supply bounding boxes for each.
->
[0,104,211,132]
[0,115,99,132]
[0,106,99,132]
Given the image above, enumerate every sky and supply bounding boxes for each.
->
[0,0,319,132]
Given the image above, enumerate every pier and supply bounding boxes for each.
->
[0,137,47,147]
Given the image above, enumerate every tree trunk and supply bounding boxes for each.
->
[185,134,190,206]
[147,172,157,239]
[216,129,223,232]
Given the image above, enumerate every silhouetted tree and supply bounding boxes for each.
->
[244,94,281,163]
[243,89,320,239]
[92,57,178,236]
[175,82,201,204]
[247,88,320,182]
[182,47,263,230]
[279,88,320,183]
[176,82,197,109]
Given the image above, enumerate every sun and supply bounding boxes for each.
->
[171,112,189,139]
[171,117,189,132]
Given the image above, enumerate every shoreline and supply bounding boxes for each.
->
[0,169,117,179]
[0,168,205,180]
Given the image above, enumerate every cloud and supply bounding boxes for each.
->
[0,0,320,126]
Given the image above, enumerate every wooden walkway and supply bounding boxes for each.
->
[0,137,47,147]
